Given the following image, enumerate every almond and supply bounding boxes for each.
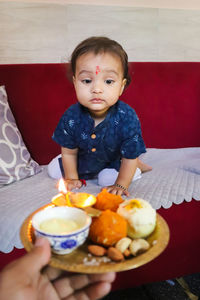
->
[88,245,107,256]
[123,249,131,257]
[107,247,124,262]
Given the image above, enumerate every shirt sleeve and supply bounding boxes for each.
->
[120,107,146,159]
[52,107,78,149]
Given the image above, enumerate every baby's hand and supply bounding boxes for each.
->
[104,185,129,196]
[64,179,83,191]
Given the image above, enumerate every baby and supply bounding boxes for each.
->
[48,36,151,196]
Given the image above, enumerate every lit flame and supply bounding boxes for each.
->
[51,179,69,206]
[58,178,68,194]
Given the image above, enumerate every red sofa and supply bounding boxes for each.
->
[0,62,200,288]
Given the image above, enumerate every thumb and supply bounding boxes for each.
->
[19,237,51,275]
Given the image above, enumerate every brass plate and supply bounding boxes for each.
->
[20,204,170,273]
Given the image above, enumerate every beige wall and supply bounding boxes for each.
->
[2,0,200,10]
[0,1,200,63]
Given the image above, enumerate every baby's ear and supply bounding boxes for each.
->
[72,76,76,85]
[120,78,127,95]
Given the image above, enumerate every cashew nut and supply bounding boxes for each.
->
[129,238,150,256]
[115,237,132,253]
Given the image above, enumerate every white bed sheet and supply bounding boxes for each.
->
[0,147,199,253]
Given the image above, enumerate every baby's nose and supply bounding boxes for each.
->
[92,80,103,93]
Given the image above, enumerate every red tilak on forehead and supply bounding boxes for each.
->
[96,66,100,75]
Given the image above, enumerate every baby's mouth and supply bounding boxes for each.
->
[90,98,104,103]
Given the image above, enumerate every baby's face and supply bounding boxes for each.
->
[73,52,127,118]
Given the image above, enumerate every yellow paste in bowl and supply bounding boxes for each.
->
[39,218,81,234]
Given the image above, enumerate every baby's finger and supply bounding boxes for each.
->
[104,186,117,194]
[111,187,129,196]
[66,184,73,191]
[115,188,123,196]
[107,187,121,195]
[76,180,82,188]
[123,189,129,196]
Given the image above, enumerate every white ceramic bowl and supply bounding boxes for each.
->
[32,206,91,255]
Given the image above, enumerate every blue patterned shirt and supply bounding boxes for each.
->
[52,100,146,179]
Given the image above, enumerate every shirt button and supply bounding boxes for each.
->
[91,134,96,139]
[91,148,96,152]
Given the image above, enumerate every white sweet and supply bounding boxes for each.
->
[117,198,156,238]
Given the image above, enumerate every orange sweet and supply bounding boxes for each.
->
[89,210,127,247]
[94,188,123,212]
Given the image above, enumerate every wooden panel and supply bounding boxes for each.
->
[0,2,200,63]
[2,0,200,10]
[0,2,69,63]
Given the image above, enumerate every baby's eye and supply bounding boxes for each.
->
[105,79,115,85]
[82,79,92,84]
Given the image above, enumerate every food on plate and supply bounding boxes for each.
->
[117,198,156,238]
[115,237,132,253]
[87,234,150,262]
[39,218,81,234]
[94,188,123,212]
[88,245,107,256]
[123,248,131,257]
[51,193,155,260]
[107,247,124,262]
[89,210,127,246]
[129,238,150,256]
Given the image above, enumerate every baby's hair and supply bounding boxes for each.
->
[70,36,131,87]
